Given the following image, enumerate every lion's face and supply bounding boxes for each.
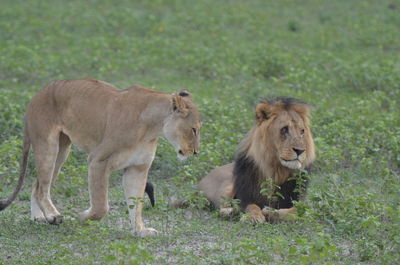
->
[255,98,315,170]
[270,110,308,169]
[163,91,201,160]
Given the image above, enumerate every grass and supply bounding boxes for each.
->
[0,0,399,264]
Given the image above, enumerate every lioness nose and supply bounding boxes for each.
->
[293,148,305,156]
[193,150,198,155]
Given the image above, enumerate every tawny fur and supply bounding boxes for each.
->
[199,97,315,223]
[0,78,201,237]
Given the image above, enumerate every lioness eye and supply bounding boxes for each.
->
[281,126,289,135]
[192,128,197,135]
[300,129,305,135]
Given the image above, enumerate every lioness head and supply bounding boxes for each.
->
[163,90,201,160]
[255,97,315,170]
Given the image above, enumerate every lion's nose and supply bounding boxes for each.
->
[193,150,198,155]
[293,148,305,156]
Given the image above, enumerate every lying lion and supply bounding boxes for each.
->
[0,78,201,237]
[199,97,315,222]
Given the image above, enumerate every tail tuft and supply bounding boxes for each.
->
[0,199,10,211]
[145,182,155,207]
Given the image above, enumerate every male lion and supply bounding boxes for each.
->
[0,79,201,237]
[199,97,315,222]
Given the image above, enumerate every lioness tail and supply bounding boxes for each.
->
[145,182,155,207]
[0,126,30,211]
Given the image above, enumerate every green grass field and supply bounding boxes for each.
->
[1,0,399,264]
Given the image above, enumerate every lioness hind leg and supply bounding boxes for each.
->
[31,133,71,222]
[31,137,63,225]
[31,181,45,222]
[51,132,71,185]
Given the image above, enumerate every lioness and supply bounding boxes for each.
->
[199,97,315,222]
[0,79,201,237]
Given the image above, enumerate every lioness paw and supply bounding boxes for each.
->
[46,214,63,225]
[78,209,107,221]
[136,227,158,238]
[32,216,47,223]
[78,209,91,221]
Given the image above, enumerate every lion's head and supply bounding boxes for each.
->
[238,97,315,183]
[163,90,201,160]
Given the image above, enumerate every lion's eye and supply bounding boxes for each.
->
[192,128,197,135]
[300,129,305,135]
[281,126,289,135]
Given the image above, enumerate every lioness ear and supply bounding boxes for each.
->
[172,93,188,115]
[255,103,271,121]
[178,90,191,98]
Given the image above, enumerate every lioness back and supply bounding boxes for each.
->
[27,79,118,151]
[27,79,171,153]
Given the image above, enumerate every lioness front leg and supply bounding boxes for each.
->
[123,165,157,237]
[241,204,266,223]
[79,160,110,221]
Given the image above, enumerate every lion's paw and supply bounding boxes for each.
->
[262,207,280,223]
[136,227,158,238]
[240,212,266,223]
[219,207,234,217]
[262,206,278,217]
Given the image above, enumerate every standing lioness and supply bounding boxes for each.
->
[0,79,201,237]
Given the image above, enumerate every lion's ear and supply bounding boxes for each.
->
[172,93,189,115]
[293,104,311,119]
[255,103,272,121]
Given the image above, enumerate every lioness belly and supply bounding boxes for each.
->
[61,128,98,152]
[108,141,158,171]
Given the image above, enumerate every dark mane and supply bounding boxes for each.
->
[233,151,309,211]
[262,97,310,109]
[233,152,267,209]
